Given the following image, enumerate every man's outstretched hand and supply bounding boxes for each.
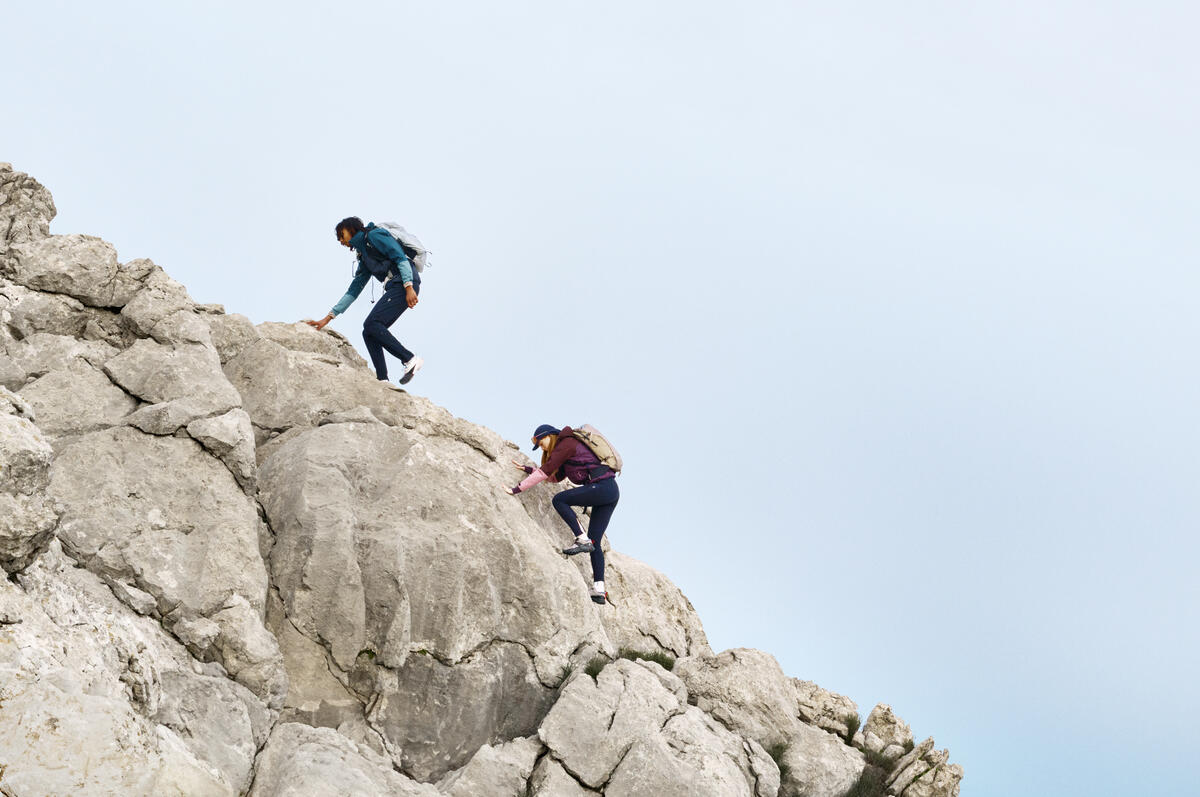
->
[305,313,334,331]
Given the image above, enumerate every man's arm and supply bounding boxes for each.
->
[306,265,368,330]
[331,267,369,316]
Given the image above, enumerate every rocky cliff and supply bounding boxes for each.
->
[0,163,962,797]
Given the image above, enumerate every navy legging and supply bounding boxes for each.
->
[363,278,420,380]
[551,478,619,582]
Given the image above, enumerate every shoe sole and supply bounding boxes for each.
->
[590,594,607,605]
[562,545,594,556]
[399,358,423,385]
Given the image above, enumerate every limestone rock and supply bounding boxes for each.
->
[206,310,261,363]
[780,723,865,797]
[258,420,607,780]
[3,330,118,382]
[104,337,241,416]
[675,649,864,797]
[886,737,962,797]
[599,551,712,661]
[0,543,268,795]
[3,233,153,308]
[18,359,138,439]
[257,321,366,367]
[0,385,36,420]
[861,703,913,764]
[606,706,780,797]
[529,756,600,796]
[437,735,542,797]
[793,678,860,739]
[0,276,128,347]
[675,648,801,749]
[225,328,506,460]
[539,659,686,788]
[0,162,55,252]
[48,426,283,704]
[249,723,438,797]
[632,657,689,703]
[266,589,363,729]
[153,668,274,793]
[187,407,257,490]
[0,387,57,573]
[540,659,776,796]
[126,398,213,435]
[120,264,202,342]
[209,594,288,709]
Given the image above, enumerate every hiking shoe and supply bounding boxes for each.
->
[562,541,594,556]
[399,356,424,385]
[590,589,608,605]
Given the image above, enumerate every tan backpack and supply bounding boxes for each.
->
[571,424,623,473]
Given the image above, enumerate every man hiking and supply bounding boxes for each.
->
[504,424,619,605]
[306,217,424,386]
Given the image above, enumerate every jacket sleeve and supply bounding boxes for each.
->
[537,437,579,484]
[367,229,414,286]
[516,468,550,491]
[330,264,369,316]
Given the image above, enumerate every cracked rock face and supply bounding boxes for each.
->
[675,648,866,797]
[257,419,608,780]
[0,542,270,794]
[0,387,57,573]
[0,163,962,796]
[249,723,438,797]
[539,658,777,796]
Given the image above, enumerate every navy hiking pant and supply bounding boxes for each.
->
[363,278,420,381]
[551,478,619,582]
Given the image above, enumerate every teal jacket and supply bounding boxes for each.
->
[330,225,414,316]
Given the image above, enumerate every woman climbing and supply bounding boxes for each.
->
[504,424,619,605]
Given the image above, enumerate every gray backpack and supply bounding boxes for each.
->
[377,222,431,273]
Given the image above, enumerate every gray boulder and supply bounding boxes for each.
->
[793,678,860,739]
[3,330,118,382]
[0,162,55,253]
[0,386,57,573]
[104,337,241,417]
[2,233,153,308]
[860,703,914,765]
[886,737,963,797]
[540,659,777,796]
[249,723,438,797]
[675,649,865,797]
[18,358,138,439]
[186,407,257,490]
[597,551,712,661]
[437,735,543,796]
[0,276,130,351]
[529,756,600,796]
[48,425,285,705]
[0,542,269,795]
[257,419,607,780]
[224,326,505,460]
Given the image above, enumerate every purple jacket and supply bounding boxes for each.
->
[516,427,615,491]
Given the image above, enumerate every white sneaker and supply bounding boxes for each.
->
[399,356,424,385]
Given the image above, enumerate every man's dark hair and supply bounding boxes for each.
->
[335,217,366,237]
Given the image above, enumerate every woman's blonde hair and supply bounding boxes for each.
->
[539,434,559,468]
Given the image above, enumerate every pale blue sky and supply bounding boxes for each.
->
[7,2,1197,794]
